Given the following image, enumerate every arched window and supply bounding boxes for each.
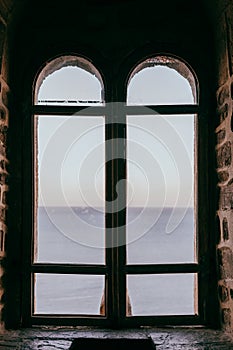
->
[126,56,198,318]
[28,54,204,328]
[32,56,107,324]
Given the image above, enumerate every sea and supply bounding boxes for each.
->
[34,206,196,317]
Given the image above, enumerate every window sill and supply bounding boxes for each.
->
[0,327,233,349]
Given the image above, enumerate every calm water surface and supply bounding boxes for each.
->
[34,207,196,316]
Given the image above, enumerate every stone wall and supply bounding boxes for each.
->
[0,0,231,333]
[0,72,9,331]
[0,43,8,332]
[216,1,233,332]
[0,0,13,331]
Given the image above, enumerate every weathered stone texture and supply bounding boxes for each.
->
[216,1,233,332]
[218,171,229,183]
[216,214,221,244]
[218,103,229,123]
[220,186,233,210]
[223,217,229,240]
[0,44,10,333]
[0,329,230,350]
[217,129,226,144]
[222,308,232,329]
[218,247,233,279]
[219,284,230,302]
[217,141,231,168]
[218,85,230,106]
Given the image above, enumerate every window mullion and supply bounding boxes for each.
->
[115,104,127,323]
[105,105,115,322]
[105,103,127,325]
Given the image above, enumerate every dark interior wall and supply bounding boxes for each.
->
[0,0,227,330]
[9,0,214,92]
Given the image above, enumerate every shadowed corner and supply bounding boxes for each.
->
[69,337,156,350]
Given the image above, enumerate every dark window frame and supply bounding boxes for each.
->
[22,52,215,329]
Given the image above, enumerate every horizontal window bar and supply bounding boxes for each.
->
[32,105,105,116]
[31,264,108,275]
[126,105,199,115]
[122,314,202,327]
[32,104,199,116]
[32,313,106,318]
[125,263,200,274]
[37,100,103,104]
[31,263,199,274]
[30,316,111,327]
[30,314,202,327]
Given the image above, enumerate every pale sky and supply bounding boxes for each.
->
[37,64,195,209]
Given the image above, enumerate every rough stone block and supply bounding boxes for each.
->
[1,89,8,108]
[0,108,6,122]
[218,104,229,123]
[218,247,233,279]
[222,308,231,329]
[218,171,229,183]
[217,129,226,144]
[220,185,233,209]
[218,284,229,302]
[217,141,231,168]
[216,214,221,244]
[0,144,6,158]
[0,125,7,145]
[218,85,230,106]
[2,192,6,206]
[0,208,5,222]
[0,174,8,185]
[223,217,229,240]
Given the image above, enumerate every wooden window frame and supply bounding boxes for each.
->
[22,54,214,329]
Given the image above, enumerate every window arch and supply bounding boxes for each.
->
[127,56,197,104]
[26,53,209,328]
[34,55,104,104]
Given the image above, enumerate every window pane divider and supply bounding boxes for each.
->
[122,314,202,327]
[30,316,113,327]
[126,104,199,115]
[32,105,106,116]
[32,104,199,116]
[125,263,199,274]
[31,263,108,275]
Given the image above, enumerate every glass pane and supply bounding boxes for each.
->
[34,116,105,264]
[127,57,196,105]
[35,56,104,106]
[126,115,195,264]
[34,274,105,315]
[127,274,197,316]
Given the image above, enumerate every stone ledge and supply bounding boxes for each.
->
[0,327,232,349]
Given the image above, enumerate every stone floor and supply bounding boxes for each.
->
[0,327,233,349]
